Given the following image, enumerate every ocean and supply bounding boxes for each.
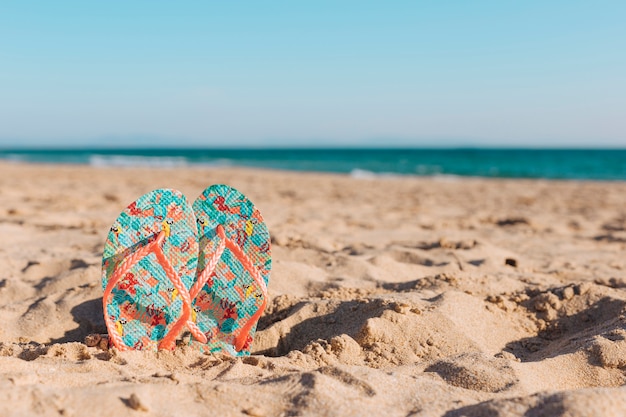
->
[1,148,625,181]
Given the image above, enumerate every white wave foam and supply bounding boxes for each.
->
[197,158,233,168]
[415,164,442,175]
[349,168,403,179]
[1,153,26,163]
[349,168,378,179]
[89,154,189,168]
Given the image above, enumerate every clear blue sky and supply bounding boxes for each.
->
[0,1,624,148]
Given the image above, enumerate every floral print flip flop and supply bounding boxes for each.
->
[189,184,272,356]
[101,189,206,351]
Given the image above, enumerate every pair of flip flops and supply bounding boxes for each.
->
[100,185,271,356]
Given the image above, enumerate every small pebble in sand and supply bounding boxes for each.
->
[505,258,518,267]
[84,334,101,347]
[127,393,149,412]
[243,406,265,417]
[393,303,411,314]
[84,334,109,350]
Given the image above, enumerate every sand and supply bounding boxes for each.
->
[0,161,625,416]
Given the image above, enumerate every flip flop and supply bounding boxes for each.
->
[101,189,206,351]
[189,184,272,356]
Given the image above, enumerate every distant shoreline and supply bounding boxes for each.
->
[1,148,625,181]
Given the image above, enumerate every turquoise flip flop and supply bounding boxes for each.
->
[101,189,205,351]
[189,184,272,356]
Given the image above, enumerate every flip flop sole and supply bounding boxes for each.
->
[192,184,271,356]
[101,189,198,350]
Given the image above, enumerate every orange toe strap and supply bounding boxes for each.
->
[192,224,268,352]
[103,231,203,350]
[227,235,268,352]
[190,225,227,299]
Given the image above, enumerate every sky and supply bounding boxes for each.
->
[0,1,625,148]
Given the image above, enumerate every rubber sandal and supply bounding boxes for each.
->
[101,189,206,351]
[189,184,272,356]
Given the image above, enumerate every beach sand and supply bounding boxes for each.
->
[0,161,625,416]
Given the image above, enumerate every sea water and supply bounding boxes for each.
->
[1,148,625,181]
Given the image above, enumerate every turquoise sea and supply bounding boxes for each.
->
[1,148,625,181]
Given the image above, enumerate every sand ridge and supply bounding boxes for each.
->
[0,162,625,416]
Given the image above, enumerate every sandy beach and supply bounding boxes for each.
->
[0,161,625,416]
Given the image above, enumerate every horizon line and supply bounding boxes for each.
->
[1,145,626,151]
